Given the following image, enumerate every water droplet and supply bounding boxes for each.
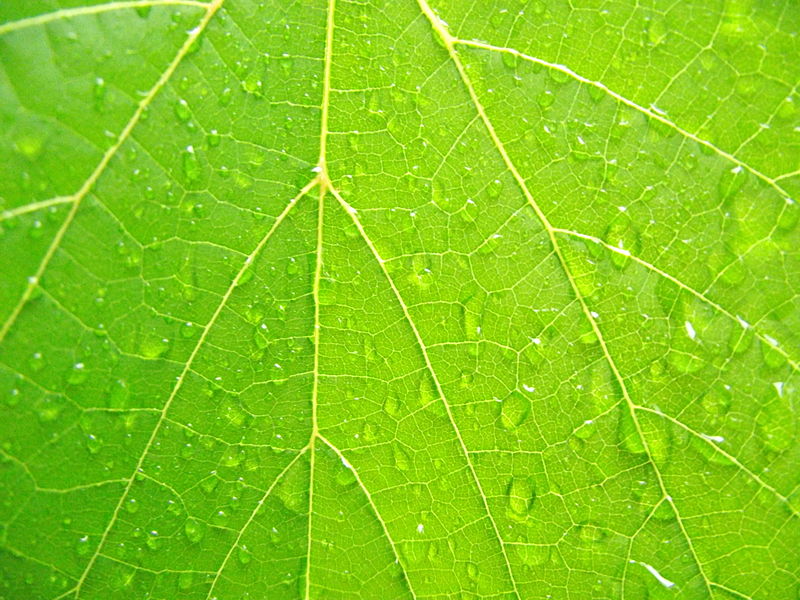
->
[183,145,201,182]
[139,334,170,359]
[124,498,139,514]
[335,462,356,487]
[219,86,233,106]
[393,445,412,471]
[207,129,220,147]
[757,385,793,453]
[776,199,798,232]
[604,218,641,269]
[618,408,646,455]
[418,377,436,408]
[174,98,191,123]
[646,17,667,46]
[383,395,401,418]
[28,352,45,372]
[14,131,45,160]
[537,90,555,108]
[146,530,160,551]
[237,544,252,565]
[107,379,130,408]
[431,181,460,212]
[242,72,264,96]
[514,544,551,567]
[462,294,483,341]
[487,178,503,199]
[177,572,193,590]
[500,392,529,430]
[574,419,597,440]
[701,388,730,417]
[718,166,746,200]
[75,535,90,556]
[85,434,102,454]
[183,517,206,544]
[93,77,107,112]
[760,338,786,369]
[67,362,87,385]
[577,521,608,543]
[507,477,535,518]
[180,322,197,339]
[318,278,336,305]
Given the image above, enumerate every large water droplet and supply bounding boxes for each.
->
[507,477,535,518]
[500,391,529,430]
[183,145,201,182]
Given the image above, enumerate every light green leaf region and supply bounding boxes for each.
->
[0,0,798,598]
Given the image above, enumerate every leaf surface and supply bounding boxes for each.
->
[0,1,798,599]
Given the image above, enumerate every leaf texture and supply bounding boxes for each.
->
[0,1,798,599]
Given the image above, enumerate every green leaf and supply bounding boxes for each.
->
[1,0,798,599]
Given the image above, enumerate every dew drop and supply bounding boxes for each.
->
[145,530,160,551]
[577,521,608,543]
[237,544,252,565]
[67,362,87,385]
[183,517,206,544]
[28,352,45,372]
[206,129,220,147]
[139,334,170,359]
[383,395,401,418]
[219,86,233,106]
[183,145,201,182]
[506,477,535,518]
[92,77,107,112]
[574,419,597,440]
[393,445,412,472]
[487,178,503,199]
[718,165,746,200]
[174,98,191,123]
[177,572,193,590]
[75,535,90,556]
[500,391,529,430]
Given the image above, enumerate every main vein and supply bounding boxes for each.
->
[329,185,523,600]
[69,170,318,596]
[304,0,337,595]
[0,0,222,345]
[454,38,794,203]
[416,0,719,596]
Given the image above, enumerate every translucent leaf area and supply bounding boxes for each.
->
[1,1,798,599]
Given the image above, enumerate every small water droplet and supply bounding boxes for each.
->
[93,77,107,112]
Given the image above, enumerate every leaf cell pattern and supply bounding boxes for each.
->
[0,1,798,599]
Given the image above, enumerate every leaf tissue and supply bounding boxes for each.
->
[0,0,798,599]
